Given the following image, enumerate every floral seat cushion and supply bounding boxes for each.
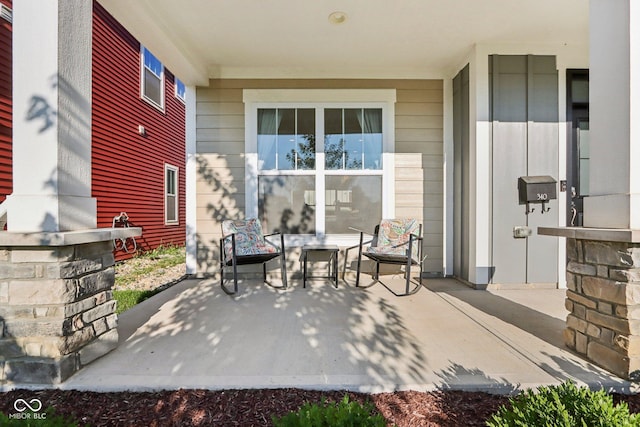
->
[365,218,420,261]
[221,219,279,263]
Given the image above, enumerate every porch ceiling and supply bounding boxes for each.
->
[97,0,588,86]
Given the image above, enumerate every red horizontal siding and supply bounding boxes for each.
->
[92,1,186,261]
[0,0,12,202]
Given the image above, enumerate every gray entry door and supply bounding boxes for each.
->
[490,55,559,285]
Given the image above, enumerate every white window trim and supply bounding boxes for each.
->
[165,163,179,225]
[140,45,165,111]
[243,89,396,246]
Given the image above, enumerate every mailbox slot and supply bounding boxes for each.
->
[518,175,557,214]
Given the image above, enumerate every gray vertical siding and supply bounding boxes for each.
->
[195,79,443,275]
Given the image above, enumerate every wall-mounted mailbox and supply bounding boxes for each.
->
[518,175,557,214]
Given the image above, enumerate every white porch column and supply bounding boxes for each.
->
[584,0,640,229]
[8,0,96,232]
[185,85,198,275]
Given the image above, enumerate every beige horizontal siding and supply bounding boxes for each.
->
[396,102,442,116]
[197,114,245,129]
[197,101,245,115]
[396,115,443,129]
[195,78,444,276]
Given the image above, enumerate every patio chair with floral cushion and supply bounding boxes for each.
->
[220,218,287,295]
[345,218,424,296]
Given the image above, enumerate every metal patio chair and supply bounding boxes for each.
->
[220,218,287,295]
[344,218,424,296]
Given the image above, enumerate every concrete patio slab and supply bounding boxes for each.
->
[57,277,633,394]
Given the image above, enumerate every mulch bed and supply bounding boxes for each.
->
[2,388,639,426]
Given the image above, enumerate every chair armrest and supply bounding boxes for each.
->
[348,226,375,237]
[263,232,284,251]
[389,233,422,249]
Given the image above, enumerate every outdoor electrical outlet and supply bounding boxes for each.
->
[513,226,532,238]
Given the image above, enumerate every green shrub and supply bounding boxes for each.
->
[0,407,80,426]
[272,395,386,427]
[487,381,640,427]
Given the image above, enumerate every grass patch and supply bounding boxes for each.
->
[114,244,185,288]
[113,289,162,314]
[113,244,185,313]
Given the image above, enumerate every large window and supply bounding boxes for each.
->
[245,90,396,242]
[141,46,164,109]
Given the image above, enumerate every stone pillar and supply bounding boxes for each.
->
[0,229,138,386]
[7,0,96,232]
[563,234,640,380]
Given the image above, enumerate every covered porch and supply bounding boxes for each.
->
[5,0,640,387]
[63,277,630,393]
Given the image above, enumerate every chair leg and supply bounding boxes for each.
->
[355,232,363,288]
[264,251,287,290]
[232,260,238,294]
[220,263,224,288]
[405,257,412,295]
[221,260,240,296]
[221,235,240,295]
[280,249,288,289]
[220,237,238,296]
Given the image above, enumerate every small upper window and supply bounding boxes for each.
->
[1,4,12,23]
[141,46,164,110]
[175,78,186,103]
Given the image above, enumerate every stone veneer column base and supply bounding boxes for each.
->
[0,228,140,386]
[540,227,640,381]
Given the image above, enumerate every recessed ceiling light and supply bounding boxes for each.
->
[328,11,347,25]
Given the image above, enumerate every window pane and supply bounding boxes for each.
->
[363,109,382,169]
[325,108,343,170]
[325,176,382,234]
[344,109,363,169]
[166,195,176,222]
[166,169,176,194]
[572,80,589,104]
[578,120,590,196]
[278,109,296,170]
[259,176,316,234]
[259,108,316,171]
[295,108,315,170]
[175,78,186,100]
[144,69,162,105]
[324,108,382,170]
[258,109,277,170]
[143,47,163,77]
